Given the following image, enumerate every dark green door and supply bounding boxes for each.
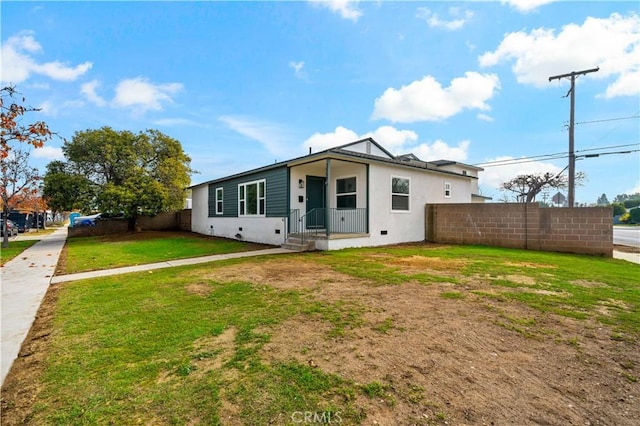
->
[306,176,325,229]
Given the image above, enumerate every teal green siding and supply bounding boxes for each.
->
[208,166,288,218]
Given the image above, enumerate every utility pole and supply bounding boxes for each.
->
[548,67,599,207]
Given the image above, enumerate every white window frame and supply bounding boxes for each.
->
[391,176,410,213]
[238,179,266,217]
[444,182,451,199]
[215,187,224,215]
[336,176,357,209]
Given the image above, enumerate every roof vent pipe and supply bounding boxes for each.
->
[309,147,312,155]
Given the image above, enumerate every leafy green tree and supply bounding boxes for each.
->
[630,207,640,224]
[613,192,640,208]
[611,202,626,216]
[46,127,193,225]
[596,193,609,205]
[42,160,97,214]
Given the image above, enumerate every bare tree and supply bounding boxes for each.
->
[1,86,53,246]
[500,172,586,204]
[1,148,41,247]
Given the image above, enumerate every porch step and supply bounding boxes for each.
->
[281,237,316,252]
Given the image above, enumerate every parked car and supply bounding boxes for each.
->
[7,211,31,233]
[73,213,101,227]
[1,219,18,237]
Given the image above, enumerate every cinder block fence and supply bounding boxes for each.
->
[68,210,192,238]
[425,203,613,257]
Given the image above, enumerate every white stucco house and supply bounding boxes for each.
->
[189,138,489,250]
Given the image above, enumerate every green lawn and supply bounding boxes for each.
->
[4,243,639,424]
[35,260,366,424]
[61,232,271,273]
[0,240,38,265]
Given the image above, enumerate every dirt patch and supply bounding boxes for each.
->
[614,244,640,254]
[2,255,639,425]
[185,282,214,297]
[0,284,61,424]
[191,327,238,374]
[203,258,640,425]
[571,279,609,288]
[503,261,556,269]
[501,274,537,285]
[385,255,468,271]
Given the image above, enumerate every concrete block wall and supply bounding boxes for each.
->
[425,203,612,257]
[136,212,179,231]
[68,210,192,237]
[538,207,612,255]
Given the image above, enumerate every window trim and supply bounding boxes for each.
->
[238,179,266,217]
[336,176,357,209]
[391,176,410,213]
[215,187,224,215]
[444,182,451,199]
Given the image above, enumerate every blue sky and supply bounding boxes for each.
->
[2,0,639,205]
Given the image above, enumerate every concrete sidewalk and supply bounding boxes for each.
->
[613,250,640,264]
[1,226,68,385]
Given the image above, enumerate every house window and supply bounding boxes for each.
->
[336,177,356,209]
[391,177,410,211]
[215,187,224,215]
[238,179,266,216]
[444,182,451,198]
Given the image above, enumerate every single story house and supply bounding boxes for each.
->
[189,138,489,250]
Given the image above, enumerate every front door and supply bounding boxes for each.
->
[306,176,326,229]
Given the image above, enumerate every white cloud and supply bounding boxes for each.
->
[501,0,556,13]
[303,126,360,152]
[32,145,64,161]
[603,69,640,99]
[465,40,476,52]
[479,13,640,98]
[80,80,107,107]
[413,140,470,162]
[303,125,470,162]
[372,72,500,123]
[38,99,84,117]
[625,180,640,195]
[477,113,494,122]
[478,156,563,191]
[362,126,418,151]
[308,0,362,22]
[289,61,306,79]
[416,7,473,31]
[33,61,92,81]
[219,115,291,158]
[112,77,183,112]
[0,32,92,84]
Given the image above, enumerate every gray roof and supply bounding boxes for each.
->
[190,137,479,188]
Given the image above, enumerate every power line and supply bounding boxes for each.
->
[576,143,639,153]
[475,151,566,166]
[474,143,640,167]
[581,149,640,159]
[574,112,640,126]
